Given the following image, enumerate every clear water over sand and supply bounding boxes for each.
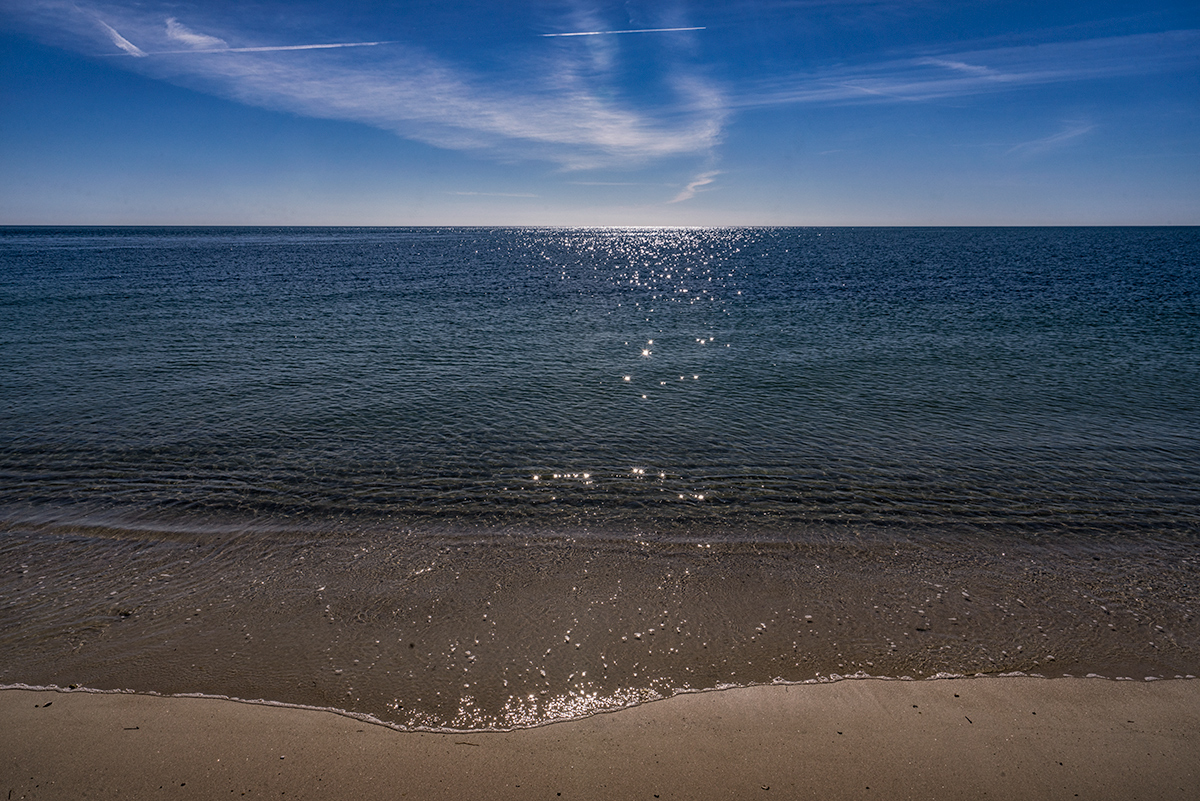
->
[2,226,1198,729]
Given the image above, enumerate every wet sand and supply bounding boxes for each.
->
[3,677,1198,800]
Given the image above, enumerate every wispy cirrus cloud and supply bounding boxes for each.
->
[670,170,720,203]
[914,57,997,77]
[12,1,725,171]
[1006,121,1096,156]
[740,29,1200,107]
[119,17,393,56]
[449,191,539,197]
[165,17,225,49]
[111,40,399,56]
[568,181,672,186]
[541,26,705,37]
[94,16,144,56]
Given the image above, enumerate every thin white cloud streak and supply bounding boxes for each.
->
[1006,122,1095,156]
[568,181,670,186]
[542,27,705,37]
[206,56,724,169]
[117,41,398,56]
[915,58,996,77]
[450,191,539,197]
[95,17,144,56]
[740,29,1200,107]
[45,5,725,170]
[93,17,393,56]
[670,170,719,203]
[165,17,224,49]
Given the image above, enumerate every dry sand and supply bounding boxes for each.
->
[3,677,1198,800]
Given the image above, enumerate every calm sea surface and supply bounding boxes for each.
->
[2,226,1198,729]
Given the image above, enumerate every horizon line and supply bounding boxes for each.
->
[3,223,1195,229]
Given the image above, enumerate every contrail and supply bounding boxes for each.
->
[162,41,395,53]
[112,41,397,56]
[542,26,704,37]
[96,18,146,56]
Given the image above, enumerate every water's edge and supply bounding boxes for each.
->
[6,670,1198,736]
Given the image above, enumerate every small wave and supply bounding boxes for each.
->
[7,671,1193,734]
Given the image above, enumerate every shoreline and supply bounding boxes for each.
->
[7,524,1197,731]
[5,677,1198,799]
[4,670,1197,735]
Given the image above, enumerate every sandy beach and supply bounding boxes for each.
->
[3,677,1197,800]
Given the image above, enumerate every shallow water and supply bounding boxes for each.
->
[2,226,1198,729]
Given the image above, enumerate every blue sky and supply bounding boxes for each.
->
[1,1,1197,225]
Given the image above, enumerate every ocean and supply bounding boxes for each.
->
[2,225,1197,730]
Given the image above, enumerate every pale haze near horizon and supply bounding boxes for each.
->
[1,0,1197,226]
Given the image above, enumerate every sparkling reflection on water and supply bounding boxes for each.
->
[2,226,1197,535]
[1,226,1198,728]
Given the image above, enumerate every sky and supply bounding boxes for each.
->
[1,1,1197,225]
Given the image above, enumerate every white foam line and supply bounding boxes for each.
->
[542,26,705,37]
[5,674,1194,735]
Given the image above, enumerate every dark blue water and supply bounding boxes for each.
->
[2,226,1197,535]
[2,227,1198,730]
